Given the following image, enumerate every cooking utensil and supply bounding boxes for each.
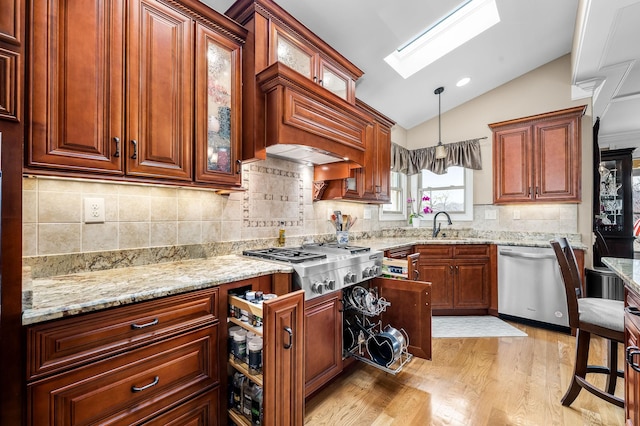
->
[366,330,402,367]
[334,210,342,231]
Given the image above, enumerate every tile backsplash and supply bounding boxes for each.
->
[23,156,579,257]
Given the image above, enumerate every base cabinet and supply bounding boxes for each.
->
[417,244,490,314]
[224,279,304,426]
[26,288,220,425]
[304,291,343,398]
[626,290,640,425]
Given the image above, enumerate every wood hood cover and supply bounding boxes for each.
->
[256,62,372,166]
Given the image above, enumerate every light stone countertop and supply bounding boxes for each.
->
[23,255,292,325]
[364,236,582,252]
[602,257,640,296]
[23,236,584,326]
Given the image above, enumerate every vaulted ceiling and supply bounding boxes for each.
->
[206,0,640,155]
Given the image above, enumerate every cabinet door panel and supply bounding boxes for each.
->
[263,290,304,426]
[304,292,342,397]
[534,118,580,201]
[29,0,124,173]
[493,125,532,202]
[270,23,314,79]
[195,23,242,185]
[127,0,192,180]
[377,278,432,360]
[454,260,489,309]
[419,261,453,310]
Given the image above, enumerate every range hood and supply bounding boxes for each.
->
[266,144,350,165]
[257,63,373,167]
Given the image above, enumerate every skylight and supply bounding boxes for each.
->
[384,0,500,79]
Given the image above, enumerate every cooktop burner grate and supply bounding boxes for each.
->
[242,248,327,264]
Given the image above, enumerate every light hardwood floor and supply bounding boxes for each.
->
[305,321,625,425]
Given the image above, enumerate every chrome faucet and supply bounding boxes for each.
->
[432,211,452,238]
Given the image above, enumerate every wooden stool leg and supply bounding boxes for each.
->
[562,329,590,407]
[605,340,618,395]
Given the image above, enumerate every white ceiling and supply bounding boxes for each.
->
[204,0,640,154]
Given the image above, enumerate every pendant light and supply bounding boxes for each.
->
[434,86,447,159]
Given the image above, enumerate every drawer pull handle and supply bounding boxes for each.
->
[627,346,640,373]
[131,318,159,329]
[131,139,138,160]
[113,137,120,157]
[131,376,159,393]
[626,306,640,316]
[284,326,293,349]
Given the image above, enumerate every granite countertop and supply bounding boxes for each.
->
[602,256,640,296]
[364,236,581,252]
[23,235,582,326]
[23,255,292,325]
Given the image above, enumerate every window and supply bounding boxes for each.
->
[380,171,407,221]
[416,166,473,220]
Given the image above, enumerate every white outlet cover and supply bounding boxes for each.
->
[84,197,105,223]
[363,208,372,220]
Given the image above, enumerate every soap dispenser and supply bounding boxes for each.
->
[278,221,286,247]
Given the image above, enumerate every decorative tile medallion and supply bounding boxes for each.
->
[242,161,305,228]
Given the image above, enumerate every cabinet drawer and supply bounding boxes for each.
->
[143,387,219,425]
[28,325,218,426]
[27,288,218,380]
[416,245,453,259]
[453,245,490,258]
[385,246,414,259]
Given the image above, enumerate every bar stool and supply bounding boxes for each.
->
[550,237,624,407]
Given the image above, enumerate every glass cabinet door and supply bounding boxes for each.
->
[195,23,241,185]
[597,157,624,232]
[319,60,350,101]
[274,28,314,79]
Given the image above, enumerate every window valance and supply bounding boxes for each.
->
[390,138,483,175]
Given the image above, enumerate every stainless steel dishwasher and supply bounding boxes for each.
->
[497,245,569,330]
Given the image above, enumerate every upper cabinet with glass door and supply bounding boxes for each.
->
[195,22,243,186]
[270,22,357,104]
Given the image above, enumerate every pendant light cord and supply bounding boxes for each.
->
[434,86,444,145]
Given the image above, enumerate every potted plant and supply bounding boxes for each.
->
[408,195,432,227]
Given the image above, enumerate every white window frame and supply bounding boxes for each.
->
[379,171,407,221]
[413,167,474,221]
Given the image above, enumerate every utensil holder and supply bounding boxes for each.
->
[336,231,349,246]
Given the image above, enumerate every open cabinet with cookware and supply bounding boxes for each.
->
[342,276,432,374]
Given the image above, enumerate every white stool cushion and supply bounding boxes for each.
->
[578,298,624,333]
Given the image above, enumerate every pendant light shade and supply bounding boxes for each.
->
[434,86,447,159]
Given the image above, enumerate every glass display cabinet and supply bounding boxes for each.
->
[594,148,636,264]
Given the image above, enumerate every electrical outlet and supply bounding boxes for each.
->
[84,197,105,223]
[484,209,497,220]
[363,208,372,220]
[513,209,521,220]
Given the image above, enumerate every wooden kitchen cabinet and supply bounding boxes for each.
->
[226,0,369,165]
[223,278,304,426]
[377,277,432,360]
[489,105,586,204]
[27,0,245,189]
[417,244,490,314]
[625,290,640,426]
[304,291,343,398]
[313,99,394,203]
[269,21,356,103]
[26,287,220,425]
